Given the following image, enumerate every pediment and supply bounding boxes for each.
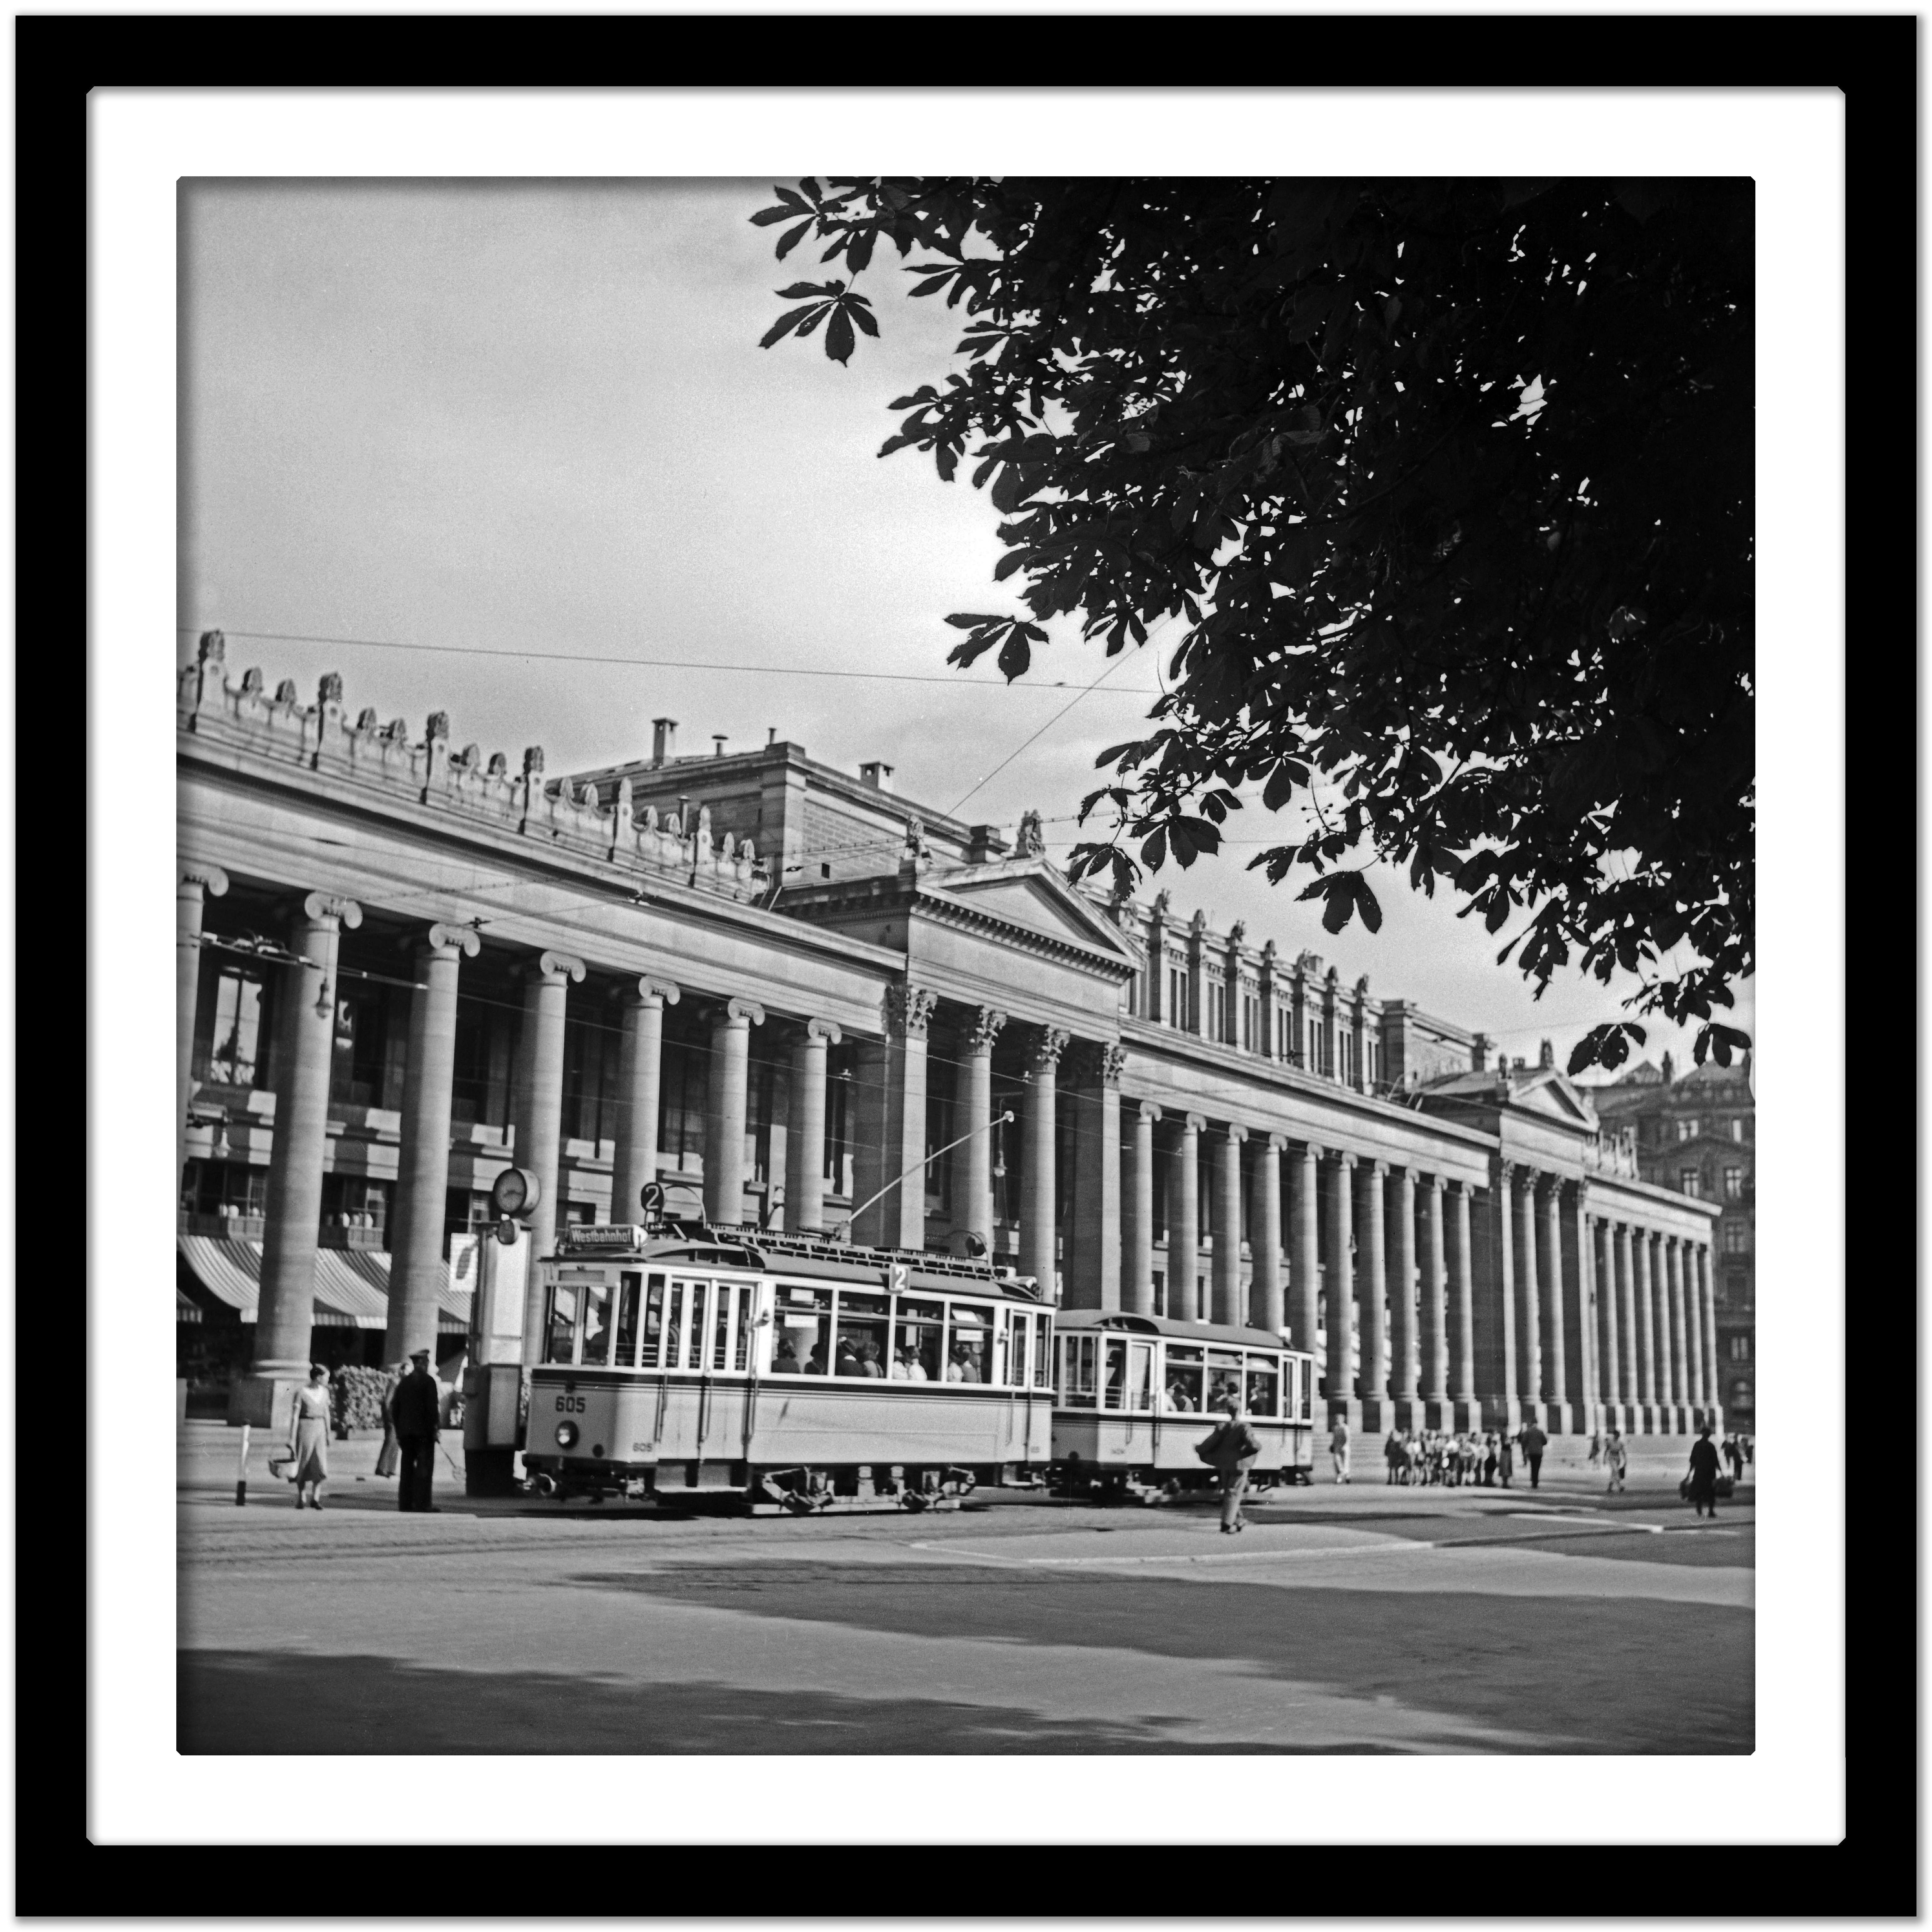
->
[1513,1070,1600,1128]
[922,861,1138,966]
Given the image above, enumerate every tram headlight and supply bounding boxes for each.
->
[555,1420,579,1449]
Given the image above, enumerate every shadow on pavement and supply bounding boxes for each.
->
[565,1566,1753,1755]
[176,1649,1393,1755]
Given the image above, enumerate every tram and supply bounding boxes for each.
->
[521,1213,1055,1512]
[1049,1309,1317,1500]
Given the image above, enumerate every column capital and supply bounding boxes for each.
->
[1331,1146,1356,1170]
[1178,1110,1206,1135]
[713,995,765,1028]
[1368,1157,1389,1178]
[616,973,680,1007]
[300,891,362,929]
[1494,1156,1517,1184]
[1267,1132,1289,1153]
[526,948,585,985]
[181,864,229,897]
[885,982,940,1040]
[1533,1169,1560,1199]
[1137,1100,1164,1125]
[1027,1025,1072,1074]
[1424,1170,1446,1195]
[423,922,482,959]
[1064,1038,1126,1088]
[801,1015,841,1045]
[1302,1140,1325,1163]
[964,1005,1007,1052]
[1223,1122,1248,1146]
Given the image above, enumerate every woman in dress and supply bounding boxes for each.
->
[287,1364,332,1510]
[373,1361,405,1479]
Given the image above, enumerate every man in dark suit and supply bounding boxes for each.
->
[392,1348,442,1512]
[1520,1419,1549,1489]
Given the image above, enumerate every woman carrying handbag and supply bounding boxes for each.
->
[285,1364,333,1510]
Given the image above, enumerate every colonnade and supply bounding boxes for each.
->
[180,891,1720,1437]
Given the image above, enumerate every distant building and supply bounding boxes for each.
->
[1591,1053,1755,1433]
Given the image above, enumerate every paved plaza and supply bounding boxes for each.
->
[178,1426,1752,1756]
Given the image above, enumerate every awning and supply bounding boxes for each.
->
[176,1236,472,1334]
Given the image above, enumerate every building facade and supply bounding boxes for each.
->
[177,631,1723,1438]
[1591,1055,1755,1434]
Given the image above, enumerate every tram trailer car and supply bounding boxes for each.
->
[1050,1310,1316,1499]
[522,1222,1055,1512]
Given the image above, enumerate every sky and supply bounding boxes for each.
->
[178,177,1753,1081]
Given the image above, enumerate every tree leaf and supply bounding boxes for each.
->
[775,220,813,261]
[757,304,822,350]
[996,626,1033,682]
[824,305,856,364]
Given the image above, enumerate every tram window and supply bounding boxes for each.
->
[772,1285,831,1375]
[1000,1310,1030,1388]
[711,1284,733,1371]
[541,1283,579,1365]
[640,1274,666,1368]
[1298,1358,1313,1421]
[1128,1342,1154,1411]
[733,1287,753,1371]
[580,1281,613,1366]
[834,1291,889,1377]
[1163,1345,1203,1413]
[946,1304,989,1384]
[1245,1358,1279,1417]
[893,1298,944,1381]
[1102,1338,1128,1409]
[1059,1333,1098,1406]
[661,1280,689,1370]
[1205,1349,1244,1414]
[615,1272,642,1368]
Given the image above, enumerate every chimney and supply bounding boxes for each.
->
[651,718,678,768]
[711,734,728,758]
[860,761,895,792]
[966,823,1009,866]
[1470,1032,1490,1072]
[1661,1049,1675,1085]
[1538,1037,1555,1071]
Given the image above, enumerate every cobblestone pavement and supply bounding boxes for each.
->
[179,1426,1752,1755]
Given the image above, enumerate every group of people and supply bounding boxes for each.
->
[1376,1423,1551,1489]
[771,1332,984,1382]
[281,1349,444,1512]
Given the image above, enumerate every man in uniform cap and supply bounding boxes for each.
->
[392,1348,442,1513]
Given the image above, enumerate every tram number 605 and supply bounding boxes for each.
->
[554,1394,586,1413]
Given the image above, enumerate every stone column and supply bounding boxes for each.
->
[1614,1222,1638,1426]
[1067,1042,1124,1310]
[953,1007,1005,1247]
[1387,1165,1419,1426]
[609,976,679,1223]
[1323,1151,1357,1420]
[1488,1160,1520,1428]
[1681,1239,1706,1418]
[1166,1112,1204,1321]
[1289,1141,1322,1359]
[383,923,479,1362]
[1122,1102,1162,1318]
[513,949,586,1363]
[783,1018,840,1233]
[1669,1237,1692,1427]
[1633,1227,1657,1430]
[1419,1174,1447,1425]
[1650,1233,1674,1430]
[1514,1170,1543,1427]
[1699,1244,1722,1428]
[1210,1123,1247,1327]
[1596,1218,1623,1432]
[852,984,935,1250]
[703,996,766,1230]
[1252,1135,1285,1336]
[1536,1175,1570,1432]
[1567,1185,1597,1433]
[1022,1027,1071,1295]
[1358,1160,1389,1429]
[177,864,229,1179]
[1447,1179,1478,1429]
[234,891,362,1427]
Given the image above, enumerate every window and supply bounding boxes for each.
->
[1728,1334,1751,1361]
[450,1004,512,1128]
[329,991,390,1108]
[946,1302,991,1383]
[1059,1332,1098,1407]
[639,1273,667,1365]
[925,1081,954,1212]
[1167,965,1187,1029]
[1205,1348,1246,1413]
[1162,1343,1204,1412]
[1679,1168,1701,1198]
[1242,993,1258,1052]
[1721,1221,1750,1255]
[1731,1118,1746,1142]
[824,1067,851,1193]
[1245,1356,1280,1417]
[1723,1167,1744,1200]
[657,1039,708,1172]
[541,1281,580,1364]
[772,1284,833,1374]
[201,965,267,1087]
[563,1012,622,1145]
[1676,1118,1699,1142]
[615,1272,643,1366]
[1275,1009,1291,1060]
[320,1172,390,1234]
[834,1290,890,1377]
[1727,1270,1748,1302]
[579,1279,614,1365]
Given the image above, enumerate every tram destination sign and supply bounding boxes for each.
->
[562,1223,645,1249]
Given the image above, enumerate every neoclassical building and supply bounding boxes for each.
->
[177,631,1723,1438]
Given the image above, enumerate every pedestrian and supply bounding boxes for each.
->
[1329,1414,1351,1483]
[1587,1427,1604,1470]
[1497,1430,1514,1488]
[286,1364,332,1510]
[392,1347,443,1513]
[1520,1418,1548,1490]
[1686,1422,1722,1518]
[1202,1392,1263,1534]
[1725,1435,1744,1483]
[1483,1431,1499,1487]
[1606,1427,1628,1493]
[373,1360,405,1479]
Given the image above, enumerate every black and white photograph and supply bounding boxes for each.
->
[70,58,1867,1862]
